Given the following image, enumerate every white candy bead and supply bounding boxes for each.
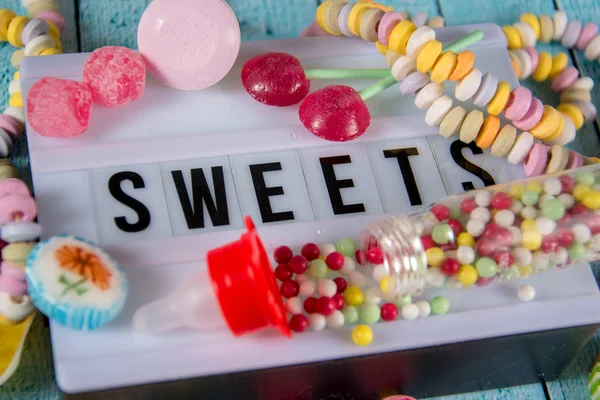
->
[510,199,524,214]
[401,304,420,320]
[466,219,485,237]
[514,22,537,47]
[508,226,523,246]
[521,206,538,219]
[512,247,533,267]
[3,107,25,125]
[507,132,534,164]
[475,190,492,207]
[285,297,303,314]
[415,300,431,317]
[309,314,326,331]
[348,271,366,288]
[518,284,536,302]
[406,26,436,59]
[318,243,336,257]
[495,210,515,227]
[8,80,20,95]
[535,217,556,236]
[573,224,592,244]
[543,177,562,195]
[571,77,594,91]
[317,279,337,297]
[0,221,41,243]
[0,128,13,157]
[584,36,600,60]
[532,251,550,271]
[364,288,382,305]
[552,11,568,40]
[299,280,316,297]
[0,293,34,322]
[471,207,491,223]
[457,245,475,265]
[372,264,389,282]
[391,55,417,81]
[513,49,533,79]
[24,34,55,57]
[326,310,345,328]
[295,274,310,284]
[425,267,445,287]
[552,247,569,264]
[415,81,444,109]
[340,256,356,275]
[425,95,453,127]
[540,194,556,206]
[455,68,482,101]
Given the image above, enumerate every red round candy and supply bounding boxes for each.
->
[556,228,574,247]
[304,297,318,314]
[298,85,370,142]
[447,219,463,236]
[334,277,348,293]
[440,243,457,251]
[289,314,309,333]
[440,258,459,276]
[541,236,559,253]
[476,238,498,257]
[301,243,320,260]
[275,264,293,281]
[490,227,513,247]
[476,277,494,287]
[380,303,398,321]
[586,214,600,234]
[420,235,434,250]
[431,204,450,221]
[355,250,366,265]
[493,251,514,269]
[27,77,92,138]
[570,204,589,216]
[491,192,512,210]
[460,197,477,214]
[366,247,384,264]
[289,255,308,274]
[241,52,310,107]
[558,212,572,226]
[332,293,345,310]
[326,251,344,270]
[273,246,293,263]
[317,296,336,316]
[280,280,299,298]
[559,175,575,193]
[483,223,501,236]
[82,46,146,108]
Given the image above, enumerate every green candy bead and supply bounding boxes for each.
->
[541,198,566,220]
[342,305,359,324]
[430,296,450,315]
[359,303,381,324]
[521,190,539,206]
[432,223,453,245]
[449,206,461,219]
[308,259,328,279]
[577,171,595,186]
[394,294,412,307]
[568,243,587,260]
[336,238,356,257]
[476,257,498,278]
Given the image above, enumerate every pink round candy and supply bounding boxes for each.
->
[551,66,579,93]
[27,77,92,138]
[137,0,241,91]
[0,193,37,224]
[0,114,23,141]
[1,262,25,281]
[0,274,27,297]
[36,11,67,33]
[83,46,146,108]
[523,143,549,177]
[576,23,598,50]
[514,97,544,131]
[504,86,532,121]
[566,150,584,169]
[524,47,539,72]
[378,11,404,46]
[0,178,30,199]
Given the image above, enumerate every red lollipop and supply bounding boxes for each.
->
[241,52,311,107]
[299,85,371,142]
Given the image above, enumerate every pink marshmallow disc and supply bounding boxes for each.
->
[137,0,241,91]
[83,46,146,108]
[26,77,92,138]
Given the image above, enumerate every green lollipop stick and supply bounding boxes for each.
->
[305,68,390,79]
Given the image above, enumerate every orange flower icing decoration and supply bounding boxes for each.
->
[55,245,112,291]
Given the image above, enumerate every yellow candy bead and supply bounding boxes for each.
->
[430,51,457,83]
[425,247,445,267]
[416,39,442,73]
[573,184,590,201]
[521,219,537,232]
[316,2,337,36]
[348,2,372,36]
[10,49,24,68]
[510,183,525,199]
[0,9,16,41]
[519,266,534,277]
[7,16,29,47]
[13,71,19,80]
[376,41,388,55]
[456,264,478,287]
[28,0,59,18]
[344,286,364,306]
[526,180,543,194]
[380,276,393,293]
[549,52,569,79]
[388,20,416,55]
[46,20,60,39]
[557,103,584,130]
[533,52,552,81]
[502,26,523,49]
[520,13,541,40]
[544,113,565,142]
[487,81,510,116]
[40,47,61,55]
[457,232,475,247]
[530,106,561,140]
[522,231,542,251]
[582,191,600,210]
[8,93,22,108]
[352,325,373,346]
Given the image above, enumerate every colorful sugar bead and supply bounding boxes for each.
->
[352,325,373,346]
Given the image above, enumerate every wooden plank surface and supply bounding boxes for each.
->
[1,0,600,399]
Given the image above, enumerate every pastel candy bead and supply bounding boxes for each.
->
[487,81,511,116]
[385,50,401,67]
[0,178,30,198]
[475,115,500,149]
[514,22,536,47]
[577,23,598,50]
[513,49,533,79]
[538,15,554,43]
[0,293,34,324]
[584,36,600,60]
[0,274,28,297]
[0,128,14,157]
[8,80,20,96]
[549,52,569,79]
[1,263,26,281]
[137,0,241,91]
[10,50,24,68]
[24,34,55,56]
[1,221,41,243]
[491,124,517,157]
[571,77,594,91]
[0,114,22,141]
[472,72,498,107]
[425,95,453,127]
[557,103,584,130]
[449,50,474,82]
[533,51,552,81]
[561,88,592,103]
[337,4,354,37]
[414,81,444,109]
[0,193,37,224]
[459,109,484,144]
[503,26,522,49]
[321,0,346,35]
[567,150,584,169]
[315,2,336,36]
[359,8,385,43]
[399,71,430,96]
[546,116,576,146]
[455,68,482,102]
[347,3,371,36]
[391,55,417,81]
[523,143,549,177]
[552,66,579,93]
[28,0,59,18]
[552,11,567,40]
[405,26,435,59]
[439,105,467,138]
[7,16,29,47]
[520,13,540,39]
[545,145,569,174]
[378,11,404,45]
[21,18,49,46]
[507,132,534,164]
[571,101,597,123]
[26,235,128,330]
[36,10,66,34]
[3,242,36,265]
[504,86,532,121]
[427,16,444,28]
[514,97,544,131]
[27,77,93,138]
[388,20,417,55]
[430,51,457,83]
[3,107,25,125]
[411,11,429,28]
[561,20,582,48]
[530,105,562,140]
[0,9,16,41]
[0,165,19,180]
[524,47,539,72]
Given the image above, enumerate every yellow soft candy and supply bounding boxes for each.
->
[417,40,443,73]
[380,276,393,293]
[352,325,373,346]
[10,50,24,68]
[8,93,22,108]
[457,232,475,247]
[430,51,457,83]
[526,180,543,194]
[549,52,569,78]
[13,71,19,80]
[0,9,16,41]
[344,286,364,306]
[426,247,445,267]
[46,20,60,39]
[519,265,534,277]
[522,231,542,251]
[376,41,388,55]
[502,25,523,49]
[348,2,372,36]
[7,16,29,47]
[582,191,600,210]
[533,52,552,81]
[388,20,416,54]
[509,183,525,199]
[573,184,590,201]
[520,13,541,39]
[557,103,584,130]
[521,219,537,232]
[456,264,478,287]
[487,81,510,116]
[40,47,61,55]
[316,2,337,35]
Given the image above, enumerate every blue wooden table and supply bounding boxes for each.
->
[1,0,600,399]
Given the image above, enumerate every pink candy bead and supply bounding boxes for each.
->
[576,23,599,50]
[0,193,37,224]
[551,66,579,93]
[514,97,544,131]
[524,143,549,177]
[524,47,539,72]
[0,178,30,198]
[504,86,532,121]
[0,274,27,297]
[1,263,26,281]
[0,115,23,141]
[36,11,67,33]
[566,150,584,170]
[378,11,405,46]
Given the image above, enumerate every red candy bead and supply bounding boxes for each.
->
[280,280,299,298]
[570,204,589,216]
[431,204,450,221]
[483,223,501,236]
[585,214,600,234]
[380,303,399,321]
[476,277,494,287]
[27,77,92,138]
[558,212,572,226]
[82,46,146,108]
[491,192,512,210]
[447,219,463,236]
[440,258,460,276]
[355,250,366,265]
[332,293,345,310]
[304,297,318,314]
[301,243,320,260]
[556,228,574,247]
[560,175,576,193]
[274,246,293,263]
[440,243,458,251]
[289,314,309,333]
[317,296,336,316]
[421,235,434,250]
[541,236,559,253]
[289,255,308,274]
[476,238,497,257]
[460,197,477,214]
[241,52,310,106]
[493,251,514,269]
[275,264,293,281]
[334,277,348,293]
[326,251,345,270]
[298,85,370,142]
[366,247,384,264]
